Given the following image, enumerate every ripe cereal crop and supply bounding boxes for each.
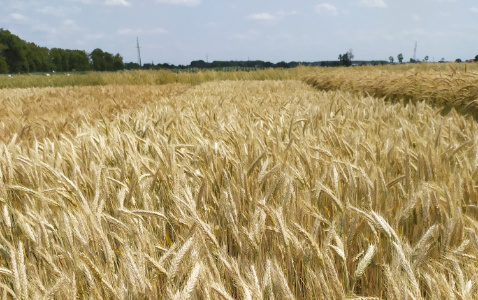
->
[0,68,477,299]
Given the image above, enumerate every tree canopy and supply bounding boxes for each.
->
[397,53,404,64]
[0,28,123,74]
[338,49,354,66]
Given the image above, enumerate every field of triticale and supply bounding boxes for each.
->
[1,69,477,299]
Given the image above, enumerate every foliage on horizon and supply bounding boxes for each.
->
[0,29,124,74]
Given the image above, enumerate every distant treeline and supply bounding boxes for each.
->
[126,59,389,71]
[0,29,124,73]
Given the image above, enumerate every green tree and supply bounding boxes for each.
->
[113,54,124,71]
[90,48,106,71]
[0,56,8,73]
[125,62,142,70]
[474,55,478,62]
[50,48,66,72]
[68,50,90,71]
[25,43,52,72]
[103,52,115,71]
[0,41,7,54]
[276,61,289,68]
[0,41,9,73]
[389,56,394,64]
[397,53,404,64]
[190,60,207,68]
[0,29,29,73]
[339,49,354,66]
[90,48,123,71]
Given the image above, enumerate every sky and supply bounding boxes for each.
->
[1,0,477,65]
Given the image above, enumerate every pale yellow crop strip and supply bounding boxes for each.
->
[0,77,477,298]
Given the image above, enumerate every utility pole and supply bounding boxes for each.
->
[413,41,417,62]
[136,37,142,67]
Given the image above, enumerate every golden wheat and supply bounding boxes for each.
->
[0,76,477,299]
[302,64,478,120]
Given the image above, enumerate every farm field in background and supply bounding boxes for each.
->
[0,67,313,89]
[303,63,478,120]
[0,66,477,299]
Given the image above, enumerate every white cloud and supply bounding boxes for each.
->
[156,0,201,6]
[278,33,293,40]
[401,28,425,36]
[66,0,92,4]
[150,28,169,34]
[246,11,297,22]
[10,13,29,22]
[247,13,277,21]
[118,28,168,35]
[205,22,217,27]
[63,19,76,26]
[37,6,81,16]
[8,2,28,10]
[230,30,260,41]
[315,3,338,15]
[33,23,58,34]
[471,7,478,13]
[37,6,62,16]
[85,33,105,40]
[353,29,395,42]
[276,10,298,17]
[105,0,130,6]
[359,0,387,8]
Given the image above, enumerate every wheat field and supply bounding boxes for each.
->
[302,63,478,120]
[0,83,192,142]
[1,72,478,299]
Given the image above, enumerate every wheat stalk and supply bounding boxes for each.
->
[354,244,376,281]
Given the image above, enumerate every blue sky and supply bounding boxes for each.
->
[1,0,477,65]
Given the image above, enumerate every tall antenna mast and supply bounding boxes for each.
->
[413,41,417,62]
[136,37,142,67]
